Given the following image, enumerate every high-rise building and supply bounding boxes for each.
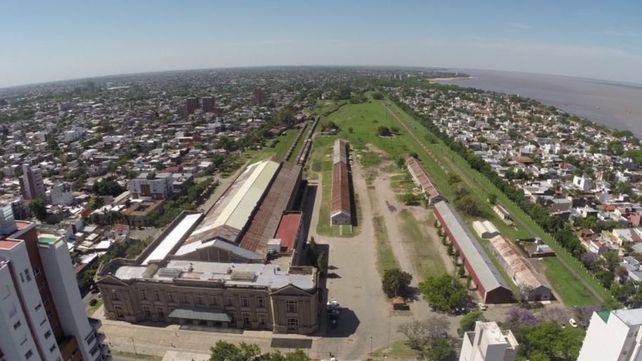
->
[459,321,519,361]
[253,88,266,106]
[0,215,108,361]
[201,96,215,113]
[578,308,642,361]
[20,164,46,201]
[184,97,199,115]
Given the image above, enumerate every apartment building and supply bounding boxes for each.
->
[0,218,107,361]
[460,321,518,361]
[578,308,642,361]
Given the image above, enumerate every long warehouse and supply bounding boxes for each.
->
[433,200,514,303]
[331,139,352,225]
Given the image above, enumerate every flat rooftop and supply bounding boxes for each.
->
[613,308,642,326]
[114,260,316,291]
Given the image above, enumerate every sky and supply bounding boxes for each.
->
[1,0,642,87]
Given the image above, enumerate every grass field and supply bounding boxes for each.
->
[373,215,399,275]
[398,209,447,277]
[314,93,610,306]
[370,340,417,361]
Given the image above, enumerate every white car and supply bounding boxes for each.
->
[569,318,578,328]
[478,303,487,311]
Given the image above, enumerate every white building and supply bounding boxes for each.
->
[578,308,642,361]
[128,172,174,200]
[0,217,108,361]
[573,175,593,192]
[460,321,518,361]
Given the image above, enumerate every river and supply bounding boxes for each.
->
[436,69,642,137]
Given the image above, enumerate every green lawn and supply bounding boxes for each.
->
[398,209,447,277]
[373,215,399,275]
[370,340,418,361]
[313,94,609,306]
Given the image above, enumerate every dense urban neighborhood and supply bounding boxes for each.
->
[3,67,642,361]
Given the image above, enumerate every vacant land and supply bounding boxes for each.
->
[373,215,399,274]
[398,209,447,276]
[314,93,608,306]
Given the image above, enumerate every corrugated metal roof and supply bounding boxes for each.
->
[434,201,509,292]
[239,162,301,255]
[406,157,441,199]
[186,160,279,244]
[488,235,545,290]
[333,139,348,165]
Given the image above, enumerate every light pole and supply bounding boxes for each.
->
[130,336,137,355]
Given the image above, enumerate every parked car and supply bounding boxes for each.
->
[478,303,488,311]
[569,318,578,328]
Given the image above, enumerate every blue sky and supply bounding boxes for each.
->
[1,0,642,87]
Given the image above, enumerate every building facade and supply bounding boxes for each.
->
[97,260,319,334]
[578,308,642,361]
[0,219,107,361]
[128,172,173,200]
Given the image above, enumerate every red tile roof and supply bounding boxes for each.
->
[274,213,302,252]
[331,162,351,215]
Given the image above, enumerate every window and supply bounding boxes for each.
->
[258,314,266,326]
[287,318,298,331]
[13,320,21,330]
[139,290,147,301]
[20,335,28,345]
[44,330,52,339]
[195,296,203,305]
[257,297,265,308]
[24,269,31,282]
[155,292,160,301]
[49,344,56,353]
[85,332,96,345]
[210,295,218,306]
[240,296,249,308]
[111,292,119,301]
[40,318,47,326]
[25,350,33,359]
[19,273,24,283]
[33,268,41,277]
[158,309,165,319]
[242,312,251,325]
[8,303,17,318]
[35,303,42,311]
[286,301,298,313]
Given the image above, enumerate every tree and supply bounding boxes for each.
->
[515,322,585,361]
[398,317,449,350]
[382,268,413,298]
[29,197,47,221]
[419,274,467,312]
[209,341,261,361]
[93,177,125,196]
[372,92,384,100]
[210,341,310,361]
[377,126,392,137]
[505,307,539,328]
[424,339,455,361]
[487,194,497,205]
[458,310,486,336]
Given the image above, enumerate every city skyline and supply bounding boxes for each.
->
[2,0,642,87]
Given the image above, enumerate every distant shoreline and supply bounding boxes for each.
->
[434,70,642,138]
